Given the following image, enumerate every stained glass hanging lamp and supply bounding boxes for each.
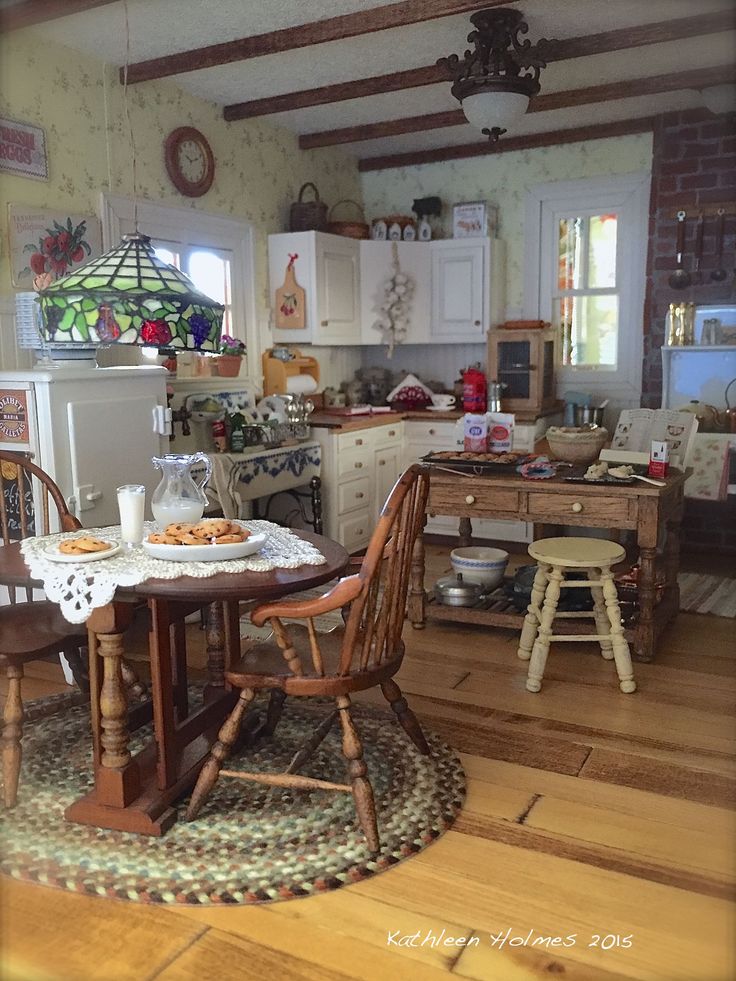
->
[36,232,224,351]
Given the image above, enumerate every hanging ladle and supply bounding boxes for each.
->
[710,209,727,282]
[669,210,691,290]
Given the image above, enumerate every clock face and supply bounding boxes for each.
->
[164,127,214,197]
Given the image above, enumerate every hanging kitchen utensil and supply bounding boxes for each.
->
[274,253,306,330]
[693,212,705,284]
[668,210,691,290]
[710,209,727,282]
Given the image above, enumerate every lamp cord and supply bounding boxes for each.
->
[121,0,138,231]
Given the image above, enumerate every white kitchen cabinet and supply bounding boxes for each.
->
[359,241,431,345]
[269,231,360,346]
[374,444,402,520]
[430,238,505,343]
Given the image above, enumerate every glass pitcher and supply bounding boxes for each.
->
[151,453,212,528]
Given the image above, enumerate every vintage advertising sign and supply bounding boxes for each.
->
[0,389,30,444]
[7,205,102,288]
[0,117,48,181]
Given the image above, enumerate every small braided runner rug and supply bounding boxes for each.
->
[678,574,736,618]
[0,695,464,905]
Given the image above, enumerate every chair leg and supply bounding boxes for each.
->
[185,686,255,820]
[526,567,563,693]
[2,665,24,808]
[263,689,287,737]
[601,572,637,694]
[380,678,430,755]
[121,658,148,699]
[587,569,614,660]
[61,644,90,693]
[517,564,549,661]
[337,694,379,852]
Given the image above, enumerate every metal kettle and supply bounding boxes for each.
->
[487,381,506,412]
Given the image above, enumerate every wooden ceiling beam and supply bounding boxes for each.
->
[121,0,511,85]
[358,116,657,171]
[225,8,735,121]
[300,65,736,149]
[0,0,118,32]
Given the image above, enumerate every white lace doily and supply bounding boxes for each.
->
[21,520,326,624]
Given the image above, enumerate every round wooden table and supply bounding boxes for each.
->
[0,530,349,835]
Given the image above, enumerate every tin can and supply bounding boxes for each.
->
[211,419,227,453]
[649,440,669,478]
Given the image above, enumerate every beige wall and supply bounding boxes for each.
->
[0,30,360,312]
[360,134,654,317]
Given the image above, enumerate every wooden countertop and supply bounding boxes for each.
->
[310,404,564,432]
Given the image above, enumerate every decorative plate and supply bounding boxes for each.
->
[142,532,268,563]
[517,459,556,480]
[45,541,121,564]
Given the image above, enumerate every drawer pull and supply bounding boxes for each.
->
[388,429,396,436]
[321,319,329,326]
[355,491,364,499]
[379,458,386,466]
[355,438,363,446]
[571,501,583,513]
[354,462,363,469]
[465,495,476,505]
[474,320,481,326]
[357,528,363,536]
[428,428,436,436]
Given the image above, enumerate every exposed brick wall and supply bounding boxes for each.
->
[681,497,736,555]
[642,109,736,409]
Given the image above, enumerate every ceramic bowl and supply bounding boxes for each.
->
[450,546,509,588]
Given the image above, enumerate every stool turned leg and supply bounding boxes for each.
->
[587,568,614,660]
[517,564,549,661]
[526,566,563,693]
[2,665,24,808]
[601,571,637,693]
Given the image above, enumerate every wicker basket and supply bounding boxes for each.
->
[546,426,609,464]
[289,182,328,232]
[327,200,369,239]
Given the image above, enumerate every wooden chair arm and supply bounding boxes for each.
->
[250,575,363,627]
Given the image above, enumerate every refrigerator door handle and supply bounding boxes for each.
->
[152,405,172,437]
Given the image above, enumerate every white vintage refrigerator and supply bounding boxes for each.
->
[0,364,170,530]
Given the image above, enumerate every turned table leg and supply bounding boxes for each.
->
[636,546,658,663]
[204,601,226,699]
[408,515,427,629]
[310,475,323,535]
[458,517,473,549]
[97,632,132,769]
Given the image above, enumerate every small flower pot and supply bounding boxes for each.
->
[217,355,242,377]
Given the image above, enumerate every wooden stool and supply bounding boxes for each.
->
[516,537,636,694]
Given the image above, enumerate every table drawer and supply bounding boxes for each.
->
[338,508,372,553]
[337,475,371,514]
[429,480,519,518]
[524,492,633,525]
[337,446,372,478]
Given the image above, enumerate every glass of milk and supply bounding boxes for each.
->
[117,484,146,549]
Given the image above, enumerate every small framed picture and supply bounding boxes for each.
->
[453,201,487,238]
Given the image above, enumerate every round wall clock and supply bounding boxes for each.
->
[164,127,215,197]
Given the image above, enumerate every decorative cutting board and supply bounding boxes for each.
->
[274,252,306,330]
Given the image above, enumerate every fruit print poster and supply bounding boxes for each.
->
[8,204,102,288]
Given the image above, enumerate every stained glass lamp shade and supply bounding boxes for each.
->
[36,233,224,351]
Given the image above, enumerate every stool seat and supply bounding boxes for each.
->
[528,537,625,568]
[517,537,636,695]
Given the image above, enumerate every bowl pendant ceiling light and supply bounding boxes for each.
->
[438,7,550,142]
[37,233,224,351]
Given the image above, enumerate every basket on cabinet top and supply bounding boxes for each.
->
[289,183,328,232]
[327,200,370,239]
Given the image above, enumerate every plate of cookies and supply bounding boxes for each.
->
[46,536,121,563]
[142,519,267,562]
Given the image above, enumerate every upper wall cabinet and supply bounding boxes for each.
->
[269,231,361,345]
[359,241,431,346]
[430,238,505,343]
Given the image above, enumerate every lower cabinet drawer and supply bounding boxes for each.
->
[337,446,371,478]
[524,492,633,525]
[338,509,372,553]
[337,475,371,514]
[429,480,519,517]
[337,430,374,453]
[373,423,403,449]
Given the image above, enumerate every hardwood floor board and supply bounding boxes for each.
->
[452,936,631,981]
[659,615,736,656]
[0,879,206,981]
[580,747,736,809]
[353,833,736,981]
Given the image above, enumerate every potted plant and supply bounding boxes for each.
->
[217,334,245,377]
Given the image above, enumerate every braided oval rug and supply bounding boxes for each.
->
[0,695,465,905]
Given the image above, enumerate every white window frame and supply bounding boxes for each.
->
[100,193,258,380]
[523,173,650,403]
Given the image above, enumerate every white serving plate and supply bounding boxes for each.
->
[142,531,268,563]
[45,541,121,564]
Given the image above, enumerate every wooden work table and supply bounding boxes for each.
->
[408,467,689,662]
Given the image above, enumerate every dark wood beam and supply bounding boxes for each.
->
[358,117,657,171]
[300,65,736,149]
[121,0,511,85]
[226,8,735,121]
[0,0,118,32]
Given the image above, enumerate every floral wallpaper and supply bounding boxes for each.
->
[360,135,654,316]
[0,30,362,303]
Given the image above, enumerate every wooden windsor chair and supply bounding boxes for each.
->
[185,464,431,851]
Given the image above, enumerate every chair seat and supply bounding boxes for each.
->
[226,623,402,693]
[528,536,626,568]
[0,601,86,661]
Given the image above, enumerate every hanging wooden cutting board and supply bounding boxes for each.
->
[274,253,306,329]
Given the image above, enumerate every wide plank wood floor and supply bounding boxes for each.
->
[1,545,735,981]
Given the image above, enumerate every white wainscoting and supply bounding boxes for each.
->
[361,342,486,390]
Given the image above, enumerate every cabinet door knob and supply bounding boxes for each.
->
[354,462,363,469]
[321,319,329,327]
[379,458,386,466]
[355,438,363,446]
[388,429,396,436]
[474,320,481,326]
[571,501,583,513]
[465,495,476,505]
[428,428,436,436]
[355,491,364,499]
[357,528,363,536]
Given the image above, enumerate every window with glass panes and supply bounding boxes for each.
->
[153,243,233,335]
